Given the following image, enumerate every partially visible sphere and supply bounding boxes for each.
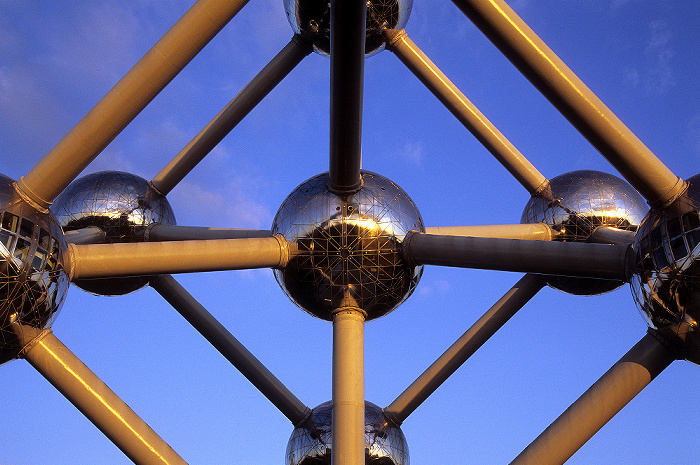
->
[272,171,423,321]
[631,174,700,363]
[286,401,409,465]
[0,174,69,364]
[521,170,647,295]
[52,171,176,296]
[284,0,412,56]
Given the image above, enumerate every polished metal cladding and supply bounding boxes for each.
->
[272,171,423,321]
[0,174,69,365]
[631,174,700,363]
[284,0,412,56]
[286,400,409,465]
[52,171,176,295]
[521,170,647,295]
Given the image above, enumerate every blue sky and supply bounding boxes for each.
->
[1,0,700,463]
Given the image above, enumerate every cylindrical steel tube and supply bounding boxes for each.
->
[16,0,251,208]
[510,332,675,465]
[425,223,554,241]
[147,224,272,241]
[332,309,365,465]
[13,323,188,465]
[450,0,685,208]
[386,29,550,197]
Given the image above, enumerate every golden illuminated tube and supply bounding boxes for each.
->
[12,323,188,465]
[425,223,555,241]
[65,236,290,280]
[449,0,685,208]
[16,0,251,208]
[385,29,551,198]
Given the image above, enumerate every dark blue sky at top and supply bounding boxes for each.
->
[0,0,699,463]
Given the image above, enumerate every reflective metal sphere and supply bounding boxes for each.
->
[521,170,647,295]
[0,174,69,365]
[52,171,176,296]
[272,171,423,321]
[284,0,412,56]
[286,401,409,465]
[631,174,700,363]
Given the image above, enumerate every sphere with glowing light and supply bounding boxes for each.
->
[286,401,409,465]
[0,174,69,364]
[52,171,176,296]
[521,170,647,295]
[631,174,700,363]
[272,171,423,321]
[284,0,412,56]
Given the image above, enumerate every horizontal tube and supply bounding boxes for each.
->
[66,236,289,279]
[425,223,555,241]
[147,224,272,241]
[63,227,107,245]
[589,226,636,245]
[403,232,631,280]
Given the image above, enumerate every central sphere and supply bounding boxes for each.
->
[286,401,410,465]
[272,171,423,321]
[0,174,69,365]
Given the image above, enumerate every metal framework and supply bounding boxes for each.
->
[1,0,698,464]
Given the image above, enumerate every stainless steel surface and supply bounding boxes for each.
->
[52,171,175,295]
[631,174,700,364]
[521,170,647,295]
[0,175,69,365]
[284,0,413,56]
[286,400,409,465]
[272,171,424,321]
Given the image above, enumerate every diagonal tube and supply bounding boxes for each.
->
[150,34,313,195]
[449,0,686,208]
[403,232,631,280]
[327,0,366,194]
[65,236,290,280]
[425,223,555,241]
[385,273,545,425]
[385,29,551,198]
[146,224,272,241]
[12,323,188,465]
[150,274,310,425]
[510,331,675,465]
[15,0,251,208]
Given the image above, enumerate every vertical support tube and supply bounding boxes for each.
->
[16,0,251,208]
[12,323,187,465]
[332,309,366,465]
[450,0,686,208]
[328,0,366,193]
[510,332,675,465]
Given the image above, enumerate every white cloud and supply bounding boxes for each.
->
[402,141,424,165]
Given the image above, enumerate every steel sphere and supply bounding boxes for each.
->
[52,171,176,296]
[286,400,410,465]
[272,171,423,321]
[0,174,69,365]
[521,170,647,295]
[631,174,700,363]
[284,0,412,56]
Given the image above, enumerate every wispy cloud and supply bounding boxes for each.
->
[402,140,424,165]
[644,20,675,94]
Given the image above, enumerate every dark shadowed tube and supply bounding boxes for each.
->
[510,332,675,465]
[589,226,636,245]
[16,0,251,208]
[63,227,107,245]
[385,29,551,198]
[449,0,685,208]
[66,236,289,279]
[385,274,545,424]
[403,232,631,280]
[150,34,312,195]
[13,323,188,465]
[327,0,366,194]
[147,224,272,241]
[150,274,310,425]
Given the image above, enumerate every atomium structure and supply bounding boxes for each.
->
[1,0,699,464]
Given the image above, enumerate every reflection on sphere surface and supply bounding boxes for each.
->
[52,171,176,296]
[284,0,412,56]
[286,401,409,465]
[0,174,69,365]
[521,170,647,295]
[272,171,423,321]
[631,174,700,363]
